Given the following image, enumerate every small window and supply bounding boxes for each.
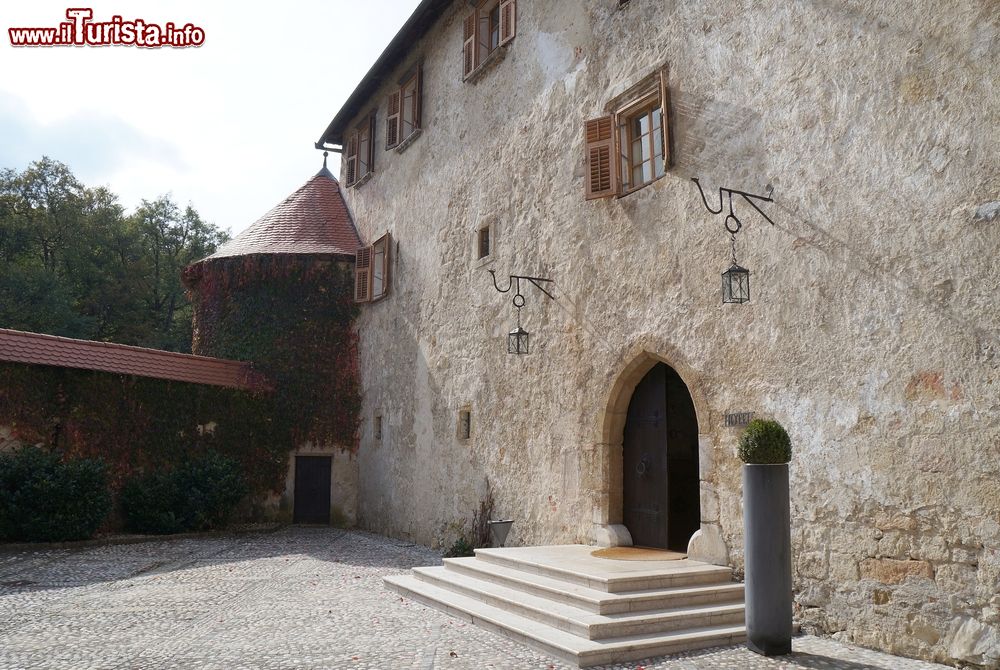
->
[347,114,376,187]
[355,232,392,303]
[387,66,423,150]
[584,68,670,199]
[478,226,491,259]
[374,414,383,441]
[463,0,516,79]
[458,408,471,440]
[618,98,665,193]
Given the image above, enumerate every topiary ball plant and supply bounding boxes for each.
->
[738,419,792,464]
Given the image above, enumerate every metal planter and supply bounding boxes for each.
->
[742,463,792,656]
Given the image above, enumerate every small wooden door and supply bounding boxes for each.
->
[622,363,701,550]
[293,456,331,524]
[623,364,670,548]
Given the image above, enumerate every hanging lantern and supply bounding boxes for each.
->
[722,262,750,304]
[488,271,554,354]
[690,178,775,304]
[508,325,529,354]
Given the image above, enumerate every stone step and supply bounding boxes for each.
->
[384,573,746,667]
[412,565,745,640]
[443,556,744,614]
[474,546,734,593]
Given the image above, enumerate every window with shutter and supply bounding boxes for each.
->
[584,116,616,200]
[463,0,515,81]
[350,115,376,187]
[386,91,400,149]
[584,67,671,199]
[355,246,372,302]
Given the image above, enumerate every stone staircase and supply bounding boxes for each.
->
[384,545,746,667]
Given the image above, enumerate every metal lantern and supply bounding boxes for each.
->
[691,178,775,305]
[489,271,553,355]
[722,262,750,304]
[508,325,529,354]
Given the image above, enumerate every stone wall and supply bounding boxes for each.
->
[335,1,999,666]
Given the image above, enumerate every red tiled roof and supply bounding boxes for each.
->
[0,329,268,391]
[206,168,361,259]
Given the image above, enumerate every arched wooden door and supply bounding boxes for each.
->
[622,363,700,550]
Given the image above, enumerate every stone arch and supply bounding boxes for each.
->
[590,340,728,564]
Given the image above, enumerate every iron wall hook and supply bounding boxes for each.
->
[488,270,556,302]
[691,178,776,228]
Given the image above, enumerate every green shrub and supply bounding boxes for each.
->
[121,451,247,535]
[738,419,792,464]
[119,470,186,535]
[444,537,474,558]
[0,446,112,542]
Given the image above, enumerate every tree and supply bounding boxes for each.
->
[0,157,229,352]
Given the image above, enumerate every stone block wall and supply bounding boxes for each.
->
[334,1,999,666]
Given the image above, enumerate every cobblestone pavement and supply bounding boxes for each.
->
[0,527,951,670]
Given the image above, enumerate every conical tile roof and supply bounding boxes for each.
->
[207,167,361,259]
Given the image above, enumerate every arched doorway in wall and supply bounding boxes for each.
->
[622,362,700,550]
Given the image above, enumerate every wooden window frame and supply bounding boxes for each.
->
[477,225,491,260]
[355,231,392,303]
[386,66,423,150]
[584,68,670,200]
[457,407,472,441]
[348,113,376,187]
[616,92,666,196]
[463,0,515,80]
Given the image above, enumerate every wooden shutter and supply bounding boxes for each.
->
[499,0,516,46]
[386,91,400,149]
[367,114,376,174]
[584,115,617,200]
[354,246,372,302]
[345,132,358,186]
[659,68,672,169]
[414,66,423,129]
[463,11,476,78]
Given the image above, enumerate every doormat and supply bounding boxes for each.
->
[591,547,686,561]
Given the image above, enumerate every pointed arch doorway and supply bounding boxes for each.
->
[622,362,700,550]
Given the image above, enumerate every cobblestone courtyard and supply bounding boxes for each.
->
[0,527,952,670]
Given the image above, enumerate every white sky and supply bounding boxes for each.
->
[0,1,421,235]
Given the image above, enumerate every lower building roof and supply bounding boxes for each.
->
[0,328,268,391]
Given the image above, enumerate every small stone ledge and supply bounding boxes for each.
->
[463,45,509,85]
[394,128,423,155]
[351,172,373,189]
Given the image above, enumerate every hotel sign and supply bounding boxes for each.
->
[724,411,755,427]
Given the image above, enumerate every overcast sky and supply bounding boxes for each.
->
[1,1,421,235]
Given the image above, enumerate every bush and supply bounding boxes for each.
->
[738,419,792,464]
[0,447,112,542]
[444,537,474,558]
[121,451,247,535]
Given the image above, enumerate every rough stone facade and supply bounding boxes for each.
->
[331,1,998,667]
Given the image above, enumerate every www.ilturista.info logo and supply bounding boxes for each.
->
[9,8,205,48]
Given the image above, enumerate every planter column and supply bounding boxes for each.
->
[742,462,792,655]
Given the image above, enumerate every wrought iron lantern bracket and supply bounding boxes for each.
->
[488,271,554,354]
[691,178,775,304]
